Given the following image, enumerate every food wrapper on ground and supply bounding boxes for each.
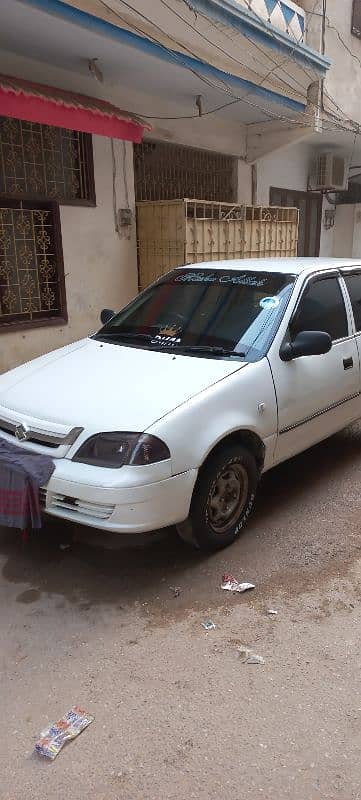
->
[35,706,94,760]
[202,620,216,630]
[221,573,255,593]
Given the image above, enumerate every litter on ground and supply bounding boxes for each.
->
[221,574,255,593]
[35,706,94,760]
[238,646,265,665]
[202,620,216,631]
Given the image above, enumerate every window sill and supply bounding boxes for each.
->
[0,192,96,208]
[0,316,68,335]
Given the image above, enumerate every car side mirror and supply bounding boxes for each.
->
[280,331,332,362]
[100,309,115,325]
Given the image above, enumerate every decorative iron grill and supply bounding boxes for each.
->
[0,117,95,204]
[0,199,66,328]
[134,141,237,203]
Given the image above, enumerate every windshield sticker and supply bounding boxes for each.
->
[151,334,182,347]
[259,296,280,310]
[150,324,183,347]
[175,272,218,283]
[219,275,268,287]
[174,272,268,287]
[159,323,182,337]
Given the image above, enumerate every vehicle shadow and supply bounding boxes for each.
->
[1,423,361,610]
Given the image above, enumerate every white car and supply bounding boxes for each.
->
[1,258,361,551]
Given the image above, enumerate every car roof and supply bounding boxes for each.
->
[182,258,361,276]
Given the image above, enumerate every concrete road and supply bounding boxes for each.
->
[2,425,361,799]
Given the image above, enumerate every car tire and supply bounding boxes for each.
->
[177,444,258,552]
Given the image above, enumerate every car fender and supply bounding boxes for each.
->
[147,358,278,475]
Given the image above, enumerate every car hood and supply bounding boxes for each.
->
[0,338,247,432]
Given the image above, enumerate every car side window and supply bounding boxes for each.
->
[291,277,348,342]
[344,273,361,332]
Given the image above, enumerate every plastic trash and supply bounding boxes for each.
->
[221,574,255,593]
[35,706,94,760]
[202,620,216,630]
[267,609,278,616]
[246,653,265,665]
[238,646,265,665]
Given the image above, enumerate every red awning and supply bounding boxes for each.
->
[0,74,151,142]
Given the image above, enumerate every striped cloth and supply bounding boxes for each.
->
[0,438,54,530]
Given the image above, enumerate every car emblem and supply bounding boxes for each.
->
[15,423,29,442]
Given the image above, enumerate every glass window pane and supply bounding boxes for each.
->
[96,268,296,361]
[292,277,348,341]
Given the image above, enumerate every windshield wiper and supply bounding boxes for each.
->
[174,345,245,357]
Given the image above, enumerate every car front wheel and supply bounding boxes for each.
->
[177,443,258,551]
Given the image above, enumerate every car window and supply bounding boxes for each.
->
[344,273,361,332]
[291,277,348,342]
[94,269,296,361]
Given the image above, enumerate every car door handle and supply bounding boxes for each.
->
[343,357,354,370]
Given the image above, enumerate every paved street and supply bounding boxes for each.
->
[2,425,361,799]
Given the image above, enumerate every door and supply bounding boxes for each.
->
[270,188,322,257]
[269,273,360,464]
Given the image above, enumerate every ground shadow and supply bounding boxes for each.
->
[1,424,361,611]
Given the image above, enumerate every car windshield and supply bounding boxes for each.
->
[94,268,296,360]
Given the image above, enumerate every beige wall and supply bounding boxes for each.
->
[1,134,138,373]
[302,0,361,126]
[333,205,356,258]
[256,140,312,205]
[333,204,361,259]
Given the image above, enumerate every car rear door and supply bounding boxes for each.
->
[268,271,360,464]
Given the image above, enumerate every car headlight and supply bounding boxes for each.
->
[72,432,170,468]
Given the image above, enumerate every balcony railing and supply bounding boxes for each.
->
[235,0,305,43]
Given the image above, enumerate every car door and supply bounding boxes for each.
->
[269,271,360,464]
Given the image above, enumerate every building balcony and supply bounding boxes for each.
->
[235,0,305,42]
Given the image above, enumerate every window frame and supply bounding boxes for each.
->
[289,271,351,344]
[0,198,68,334]
[340,267,361,333]
[0,122,96,208]
[352,0,361,38]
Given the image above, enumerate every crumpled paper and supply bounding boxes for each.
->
[221,573,255,593]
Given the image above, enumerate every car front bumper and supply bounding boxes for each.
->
[41,467,198,533]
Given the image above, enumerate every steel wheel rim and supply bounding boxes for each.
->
[207,462,249,534]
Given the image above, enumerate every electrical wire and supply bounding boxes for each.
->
[159,0,312,98]
[139,98,241,120]
[122,139,130,208]
[98,0,360,140]
[237,0,321,81]
[97,0,319,128]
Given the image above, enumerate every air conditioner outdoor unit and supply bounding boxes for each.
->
[309,152,348,192]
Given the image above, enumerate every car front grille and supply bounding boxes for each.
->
[41,490,115,521]
[0,416,83,449]
[39,488,47,508]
